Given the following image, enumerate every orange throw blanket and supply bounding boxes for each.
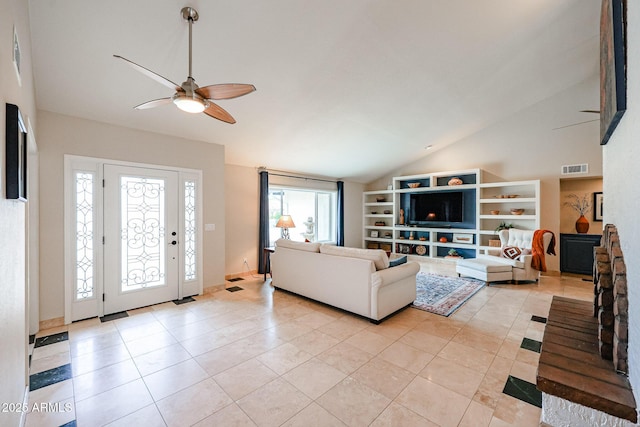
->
[531,229,556,272]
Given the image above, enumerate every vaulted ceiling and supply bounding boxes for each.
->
[29,0,600,183]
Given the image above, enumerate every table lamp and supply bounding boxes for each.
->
[276,215,295,239]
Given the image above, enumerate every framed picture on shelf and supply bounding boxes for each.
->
[452,233,473,244]
[594,192,603,221]
[370,230,379,238]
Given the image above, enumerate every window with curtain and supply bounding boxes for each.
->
[268,186,337,245]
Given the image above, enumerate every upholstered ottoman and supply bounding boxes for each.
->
[456,258,512,283]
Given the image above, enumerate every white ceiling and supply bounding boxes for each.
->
[28,0,601,183]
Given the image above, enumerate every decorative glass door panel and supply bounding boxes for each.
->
[120,176,166,291]
[104,165,179,314]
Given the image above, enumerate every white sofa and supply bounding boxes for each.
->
[270,239,420,323]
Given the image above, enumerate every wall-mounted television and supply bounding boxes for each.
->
[409,191,463,224]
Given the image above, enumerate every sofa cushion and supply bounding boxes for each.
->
[389,255,408,268]
[275,238,321,253]
[320,245,390,270]
[502,246,522,260]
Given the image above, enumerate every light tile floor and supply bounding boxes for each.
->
[25,262,592,426]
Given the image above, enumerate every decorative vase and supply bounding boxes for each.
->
[575,215,589,234]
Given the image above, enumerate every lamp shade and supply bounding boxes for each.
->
[275,215,295,229]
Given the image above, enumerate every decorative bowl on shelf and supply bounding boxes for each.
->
[383,210,391,214]
[490,210,500,215]
[375,196,386,202]
[448,177,463,186]
[419,237,427,241]
[407,182,421,188]
[371,211,377,214]
[510,208,525,215]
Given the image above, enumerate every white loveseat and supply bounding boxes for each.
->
[270,239,420,323]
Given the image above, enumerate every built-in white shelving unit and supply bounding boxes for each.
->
[362,170,540,261]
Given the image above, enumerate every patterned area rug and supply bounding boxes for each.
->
[412,272,485,317]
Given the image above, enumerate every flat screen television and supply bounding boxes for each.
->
[409,191,464,224]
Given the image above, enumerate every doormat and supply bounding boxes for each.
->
[99,311,129,323]
[226,286,244,292]
[412,273,485,317]
[173,296,196,305]
[227,277,245,282]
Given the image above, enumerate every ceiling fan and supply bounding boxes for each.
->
[114,7,255,124]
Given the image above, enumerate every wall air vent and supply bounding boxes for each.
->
[561,164,588,175]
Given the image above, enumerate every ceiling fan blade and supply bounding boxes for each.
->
[134,97,173,110]
[196,84,256,100]
[203,102,236,124]
[552,119,599,131]
[113,55,181,91]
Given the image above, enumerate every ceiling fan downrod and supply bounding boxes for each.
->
[181,7,199,80]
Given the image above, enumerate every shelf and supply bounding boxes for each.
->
[395,183,477,193]
[395,239,429,245]
[363,237,394,243]
[363,189,393,195]
[479,215,536,220]
[432,242,477,249]
[479,180,539,188]
[364,170,539,260]
[479,197,536,204]
[364,202,394,206]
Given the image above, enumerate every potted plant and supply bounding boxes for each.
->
[445,249,461,258]
[564,193,591,233]
[495,221,513,233]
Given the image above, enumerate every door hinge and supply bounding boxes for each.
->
[102,179,105,187]
[102,236,105,244]
[102,293,105,301]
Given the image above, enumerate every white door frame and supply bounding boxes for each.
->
[63,155,203,324]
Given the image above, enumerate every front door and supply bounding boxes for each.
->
[103,165,179,314]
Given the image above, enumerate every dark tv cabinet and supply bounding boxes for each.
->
[560,233,602,275]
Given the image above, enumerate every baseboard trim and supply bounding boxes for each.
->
[224,270,257,281]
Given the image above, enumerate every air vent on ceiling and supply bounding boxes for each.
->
[561,163,589,175]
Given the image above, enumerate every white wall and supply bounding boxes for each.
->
[368,76,603,272]
[224,165,364,277]
[225,164,259,275]
[559,177,602,234]
[37,111,226,322]
[0,1,38,425]
[604,0,640,407]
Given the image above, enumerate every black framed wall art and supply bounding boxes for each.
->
[6,103,27,201]
[600,0,627,145]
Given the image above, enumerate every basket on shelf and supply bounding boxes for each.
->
[488,239,502,247]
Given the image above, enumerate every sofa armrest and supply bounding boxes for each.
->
[518,254,533,271]
[372,262,420,289]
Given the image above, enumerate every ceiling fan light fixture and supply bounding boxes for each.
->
[173,93,206,113]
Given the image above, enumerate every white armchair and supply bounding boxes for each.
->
[480,228,553,283]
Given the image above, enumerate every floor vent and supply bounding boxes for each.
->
[561,163,588,175]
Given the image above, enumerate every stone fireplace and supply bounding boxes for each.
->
[538,223,636,426]
[594,224,629,374]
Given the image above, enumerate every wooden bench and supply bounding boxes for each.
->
[537,296,637,422]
